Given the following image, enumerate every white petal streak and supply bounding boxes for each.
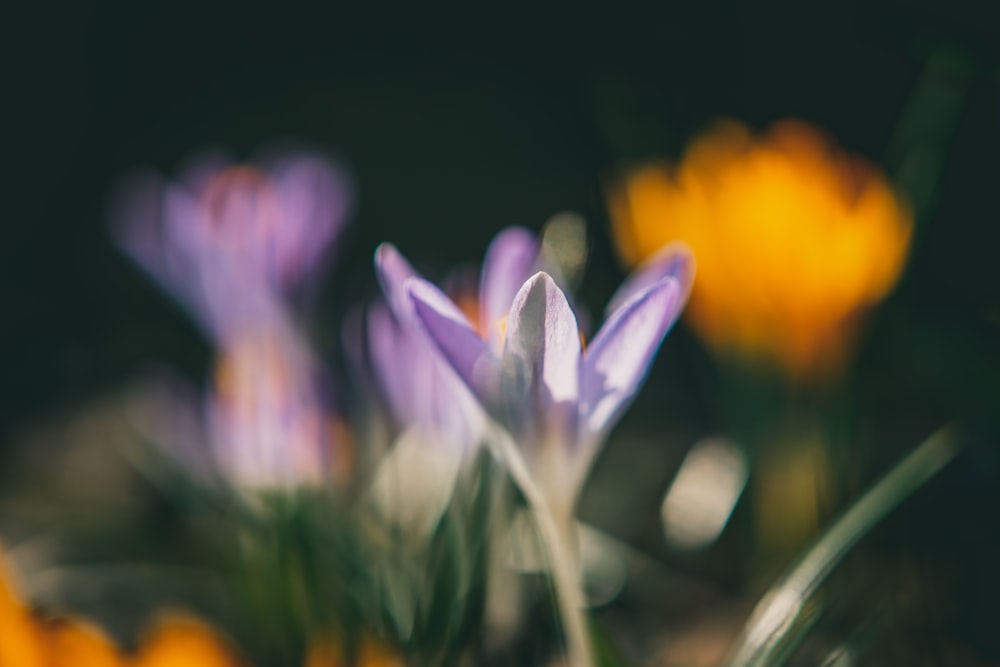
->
[504,272,581,419]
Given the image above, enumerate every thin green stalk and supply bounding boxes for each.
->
[724,426,961,667]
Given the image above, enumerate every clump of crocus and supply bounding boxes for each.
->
[383,229,692,520]
[377,226,691,667]
[609,119,912,382]
[113,148,351,488]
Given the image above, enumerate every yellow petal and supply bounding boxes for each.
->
[44,618,126,667]
[0,549,46,667]
[131,615,243,667]
[609,119,913,382]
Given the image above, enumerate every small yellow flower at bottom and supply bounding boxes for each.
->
[0,549,46,667]
[131,615,245,667]
[2,547,250,667]
[5,548,406,667]
[44,618,126,667]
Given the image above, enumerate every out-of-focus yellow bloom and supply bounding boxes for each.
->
[44,619,125,667]
[132,616,244,667]
[609,120,913,380]
[4,549,404,667]
[2,548,244,667]
[0,550,46,667]
[2,564,123,667]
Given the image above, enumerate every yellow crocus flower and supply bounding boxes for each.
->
[3,547,400,667]
[1,548,244,667]
[45,618,125,667]
[610,120,913,381]
[131,615,244,667]
[0,550,46,667]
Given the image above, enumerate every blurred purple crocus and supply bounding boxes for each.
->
[114,149,351,344]
[391,232,693,515]
[206,326,336,488]
[113,148,351,489]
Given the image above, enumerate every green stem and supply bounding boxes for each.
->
[724,426,961,667]
[532,503,593,667]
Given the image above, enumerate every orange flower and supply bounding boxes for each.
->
[3,549,405,667]
[1,548,245,667]
[609,120,913,381]
[44,618,125,667]
[131,615,245,667]
[0,550,46,667]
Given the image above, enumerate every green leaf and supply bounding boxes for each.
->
[723,426,961,667]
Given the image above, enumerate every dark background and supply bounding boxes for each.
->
[4,0,999,444]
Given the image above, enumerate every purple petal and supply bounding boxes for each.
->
[502,272,581,440]
[367,302,421,426]
[113,174,266,342]
[265,152,352,288]
[581,277,682,441]
[112,151,337,348]
[163,179,286,342]
[374,242,423,319]
[604,242,695,319]
[207,327,331,488]
[407,276,500,408]
[479,227,539,348]
[368,301,485,453]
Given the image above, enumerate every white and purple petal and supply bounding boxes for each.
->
[375,242,424,319]
[479,226,539,348]
[501,272,582,444]
[368,301,486,455]
[407,276,502,408]
[580,276,682,444]
[604,242,694,318]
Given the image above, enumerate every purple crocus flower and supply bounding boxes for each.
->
[206,326,335,488]
[393,234,693,515]
[366,227,542,455]
[364,227,546,540]
[112,148,351,488]
[113,149,351,344]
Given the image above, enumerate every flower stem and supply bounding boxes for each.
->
[487,424,594,667]
[724,425,961,667]
[532,503,594,667]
